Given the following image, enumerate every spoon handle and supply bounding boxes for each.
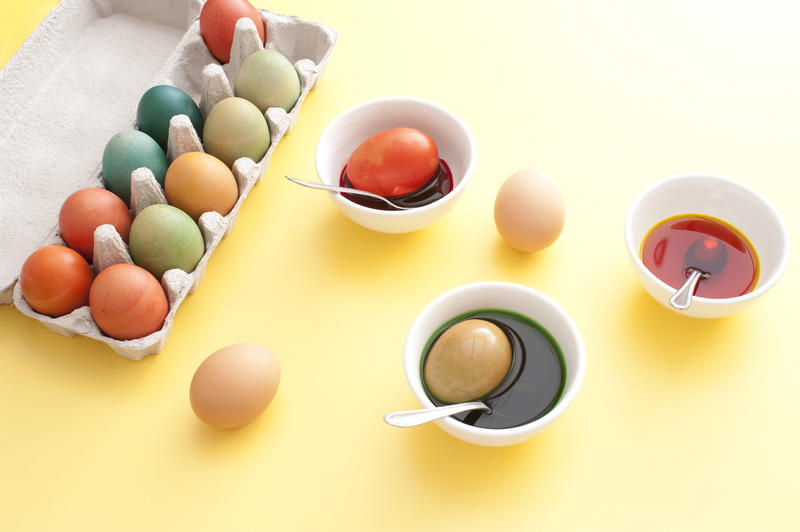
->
[383,402,490,427]
[669,268,705,310]
[284,175,411,210]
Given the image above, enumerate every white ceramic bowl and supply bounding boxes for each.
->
[624,173,790,318]
[403,282,586,447]
[315,97,476,233]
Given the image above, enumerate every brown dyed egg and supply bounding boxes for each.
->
[165,152,239,221]
[423,319,512,403]
[190,343,281,429]
[494,169,565,252]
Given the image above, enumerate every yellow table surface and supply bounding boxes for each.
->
[1,1,798,530]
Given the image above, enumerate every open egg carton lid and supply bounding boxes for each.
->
[0,0,337,359]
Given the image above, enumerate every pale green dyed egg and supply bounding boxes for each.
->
[203,97,270,167]
[128,204,205,280]
[234,49,300,113]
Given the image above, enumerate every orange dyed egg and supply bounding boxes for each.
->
[199,0,265,64]
[346,128,439,197]
[165,152,239,221]
[59,187,132,262]
[19,246,94,317]
[89,263,168,340]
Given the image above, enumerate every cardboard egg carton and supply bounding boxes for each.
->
[1,0,337,359]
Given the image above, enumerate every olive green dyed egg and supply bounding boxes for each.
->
[102,131,168,206]
[137,85,204,150]
[203,97,270,167]
[129,204,205,280]
[234,49,301,113]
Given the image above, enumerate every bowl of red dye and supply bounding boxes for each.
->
[625,173,790,318]
[315,97,476,233]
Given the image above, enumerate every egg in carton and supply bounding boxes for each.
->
[3,0,337,359]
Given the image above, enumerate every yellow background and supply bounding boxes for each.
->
[1,1,798,530]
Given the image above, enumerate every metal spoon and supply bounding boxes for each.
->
[669,236,728,310]
[383,402,490,427]
[284,175,413,210]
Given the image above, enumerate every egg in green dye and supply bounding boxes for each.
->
[234,49,301,113]
[102,130,168,206]
[137,85,204,150]
[129,204,205,280]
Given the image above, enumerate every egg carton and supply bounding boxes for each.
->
[1,0,337,359]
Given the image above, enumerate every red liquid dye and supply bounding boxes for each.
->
[339,160,454,211]
[640,214,759,299]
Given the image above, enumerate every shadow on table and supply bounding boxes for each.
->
[615,287,749,374]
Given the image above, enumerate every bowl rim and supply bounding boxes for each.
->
[624,172,791,306]
[315,96,477,218]
[404,281,586,440]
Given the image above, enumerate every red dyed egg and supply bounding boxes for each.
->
[59,187,132,263]
[89,263,168,340]
[346,128,439,197]
[200,0,266,64]
[19,246,94,317]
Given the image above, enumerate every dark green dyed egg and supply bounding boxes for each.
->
[102,130,168,206]
[137,85,204,150]
[128,204,205,280]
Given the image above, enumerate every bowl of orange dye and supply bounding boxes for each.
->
[624,173,790,318]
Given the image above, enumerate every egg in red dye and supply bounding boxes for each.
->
[346,128,439,197]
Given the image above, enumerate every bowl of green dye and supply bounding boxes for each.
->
[403,281,586,446]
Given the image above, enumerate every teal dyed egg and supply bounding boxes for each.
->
[234,49,300,113]
[137,85,204,150]
[128,204,205,280]
[102,131,168,206]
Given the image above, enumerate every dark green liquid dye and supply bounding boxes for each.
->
[420,309,566,429]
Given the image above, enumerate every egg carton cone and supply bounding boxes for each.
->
[1,0,337,359]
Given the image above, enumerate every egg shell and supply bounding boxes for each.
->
[137,85,204,151]
[128,204,205,280]
[89,263,168,340]
[165,152,239,221]
[203,97,270,168]
[494,169,566,252]
[199,0,266,64]
[346,128,439,197]
[58,187,132,263]
[190,343,281,429]
[19,246,93,318]
[102,130,168,206]
[423,319,512,403]
[234,49,300,113]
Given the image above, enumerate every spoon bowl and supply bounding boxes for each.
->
[670,236,729,310]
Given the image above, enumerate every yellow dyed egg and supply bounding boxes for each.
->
[165,152,239,221]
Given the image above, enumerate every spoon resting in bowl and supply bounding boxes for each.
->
[384,402,490,427]
[284,175,413,211]
[669,236,728,310]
